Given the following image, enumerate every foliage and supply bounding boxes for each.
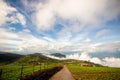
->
[0,52,23,64]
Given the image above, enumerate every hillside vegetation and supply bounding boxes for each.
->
[0,52,23,64]
[15,53,59,64]
[0,52,59,65]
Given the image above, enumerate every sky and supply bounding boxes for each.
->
[0,0,120,67]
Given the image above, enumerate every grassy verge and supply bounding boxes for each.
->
[67,64,120,80]
[0,63,60,80]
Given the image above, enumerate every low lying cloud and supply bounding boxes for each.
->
[66,52,120,67]
[44,54,65,60]
[44,52,120,67]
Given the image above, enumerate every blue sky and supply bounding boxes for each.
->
[0,0,120,67]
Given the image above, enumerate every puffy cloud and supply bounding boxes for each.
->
[0,0,16,25]
[19,0,120,56]
[44,54,65,60]
[0,0,26,26]
[34,7,55,31]
[90,57,102,65]
[16,13,26,26]
[102,57,120,67]
[22,0,120,31]
[66,52,120,67]
[66,52,91,61]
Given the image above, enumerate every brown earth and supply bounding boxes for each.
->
[20,66,62,80]
[49,65,75,80]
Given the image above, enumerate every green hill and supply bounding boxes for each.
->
[0,52,23,64]
[0,52,103,67]
[0,52,58,65]
[14,53,59,64]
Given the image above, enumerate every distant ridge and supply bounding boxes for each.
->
[0,52,60,65]
[0,52,23,64]
[15,53,58,64]
[0,51,103,67]
[51,53,66,58]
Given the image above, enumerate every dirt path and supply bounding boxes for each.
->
[49,65,75,80]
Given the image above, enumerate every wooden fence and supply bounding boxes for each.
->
[0,63,52,80]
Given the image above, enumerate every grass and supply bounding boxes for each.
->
[67,64,120,80]
[0,63,59,80]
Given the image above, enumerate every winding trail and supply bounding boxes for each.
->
[49,65,75,80]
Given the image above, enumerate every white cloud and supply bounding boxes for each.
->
[92,41,120,53]
[22,29,31,33]
[0,0,16,25]
[16,13,26,26]
[8,27,16,31]
[0,39,21,45]
[0,0,26,26]
[34,7,55,31]
[103,57,120,67]
[0,28,72,53]
[95,29,110,38]
[90,57,102,65]
[0,28,18,39]
[43,36,56,43]
[22,0,120,31]
[0,27,120,67]
[0,28,50,53]
[84,38,92,43]
[44,54,65,60]
[19,0,120,56]
[66,52,91,61]
[66,52,120,67]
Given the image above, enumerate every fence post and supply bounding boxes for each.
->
[20,65,23,79]
[44,63,45,70]
[40,63,41,71]
[33,64,35,73]
[46,63,48,69]
[0,69,2,80]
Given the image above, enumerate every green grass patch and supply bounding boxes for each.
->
[67,65,120,80]
[0,63,59,80]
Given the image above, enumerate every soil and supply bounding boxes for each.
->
[20,66,62,80]
[49,65,75,80]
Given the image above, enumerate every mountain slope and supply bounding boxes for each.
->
[0,52,23,64]
[0,52,103,67]
[0,52,58,64]
[15,53,59,64]
[51,53,66,58]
